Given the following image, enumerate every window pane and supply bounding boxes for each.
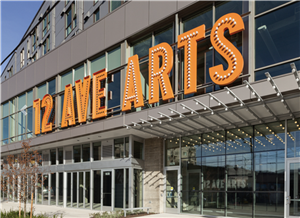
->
[18,112,26,137]
[183,5,213,32]
[111,0,121,11]
[27,91,33,107]
[82,144,90,162]
[182,135,201,159]
[226,153,253,191]
[215,1,243,20]
[202,131,226,156]
[58,148,63,164]
[18,94,26,111]
[27,107,33,137]
[154,26,173,45]
[132,36,152,58]
[61,71,72,91]
[165,138,180,166]
[255,60,300,81]
[74,145,81,163]
[9,115,16,138]
[38,83,47,100]
[93,170,101,209]
[91,55,105,76]
[226,126,253,154]
[202,156,225,191]
[254,121,285,152]
[10,99,16,114]
[254,192,284,217]
[254,150,284,192]
[95,9,100,22]
[202,192,225,216]
[134,141,143,159]
[85,172,90,209]
[287,118,300,158]
[227,192,253,218]
[140,62,149,101]
[125,137,129,158]
[108,72,120,108]
[114,138,124,159]
[3,102,9,117]
[48,79,56,95]
[107,46,121,71]
[255,2,300,69]
[114,169,124,208]
[93,142,101,161]
[74,65,85,82]
[2,117,9,140]
[255,1,288,15]
[50,149,56,165]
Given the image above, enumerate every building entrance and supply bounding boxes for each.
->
[102,170,112,210]
[165,169,180,213]
[287,159,300,217]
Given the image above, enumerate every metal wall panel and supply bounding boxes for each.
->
[44,48,59,80]
[1,79,9,103]
[149,1,177,25]
[57,40,72,73]
[15,69,26,95]
[86,19,105,58]
[71,31,87,66]
[34,56,46,85]
[8,74,17,99]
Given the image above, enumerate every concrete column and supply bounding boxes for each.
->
[143,138,164,214]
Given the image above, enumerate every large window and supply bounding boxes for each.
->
[114,137,129,159]
[255,1,300,80]
[43,13,50,37]
[31,28,37,51]
[65,3,76,37]
[20,49,25,68]
[43,36,50,55]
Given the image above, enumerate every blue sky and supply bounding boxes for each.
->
[1,0,43,73]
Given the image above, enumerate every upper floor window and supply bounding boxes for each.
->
[43,36,50,55]
[8,66,13,77]
[31,29,37,51]
[94,9,99,22]
[20,49,25,68]
[65,2,76,37]
[43,13,50,37]
[110,0,128,11]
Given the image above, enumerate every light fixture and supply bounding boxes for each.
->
[194,99,214,115]
[158,112,172,121]
[168,108,186,118]
[243,80,263,102]
[180,103,199,115]
[225,87,245,107]
[291,62,300,90]
[209,93,228,111]
[148,115,162,124]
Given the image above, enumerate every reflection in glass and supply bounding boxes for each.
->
[289,162,300,216]
[93,170,101,210]
[255,1,289,15]
[51,173,56,205]
[255,2,300,69]
[48,79,56,95]
[79,172,84,208]
[202,156,225,191]
[93,142,101,161]
[255,192,284,217]
[72,172,77,208]
[115,169,124,208]
[227,192,252,218]
[226,126,253,154]
[166,170,178,209]
[114,138,124,158]
[108,72,121,108]
[154,25,173,45]
[131,35,152,58]
[287,118,300,158]
[85,172,90,209]
[58,172,63,206]
[254,150,284,192]
[165,138,180,166]
[134,169,143,208]
[202,131,226,157]
[67,173,71,207]
[215,1,243,20]
[42,175,48,205]
[203,192,225,216]
[226,153,253,191]
[183,5,213,31]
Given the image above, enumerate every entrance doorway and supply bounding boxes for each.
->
[165,169,180,213]
[287,159,300,217]
[102,170,112,211]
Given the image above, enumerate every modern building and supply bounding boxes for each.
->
[1,1,300,218]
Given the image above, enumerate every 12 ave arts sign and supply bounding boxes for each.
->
[33,13,244,135]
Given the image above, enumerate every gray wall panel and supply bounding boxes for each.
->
[44,48,59,80]
[103,116,123,130]
[177,0,197,11]
[85,121,104,134]
[24,64,36,90]
[16,68,26,95]
[1,79,9,103]
[34,56,46,85]
[149,1,177,25]
[71,31,87,66]
[8,74,17,99]
[125,1,149,38]
[57,40,72,73]
[87,19,105,58]
[104,6,125,48]
[70,125,87,138]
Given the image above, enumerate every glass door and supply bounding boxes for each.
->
[287,159,300,217]
[165,169,180,213]
[102,170,112,211]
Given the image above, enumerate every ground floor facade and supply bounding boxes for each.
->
[1,118,300,218]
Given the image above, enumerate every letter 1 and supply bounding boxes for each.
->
[178,25,205,94]
[148,42,174,104]
[92,69,107,119]
[122,55,144,111]
[33,99,41,135]
[75,76,91,123]
[61,84,76,128]
[209,13,245,86]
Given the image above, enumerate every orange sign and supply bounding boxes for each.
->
[92,69,107,119]
[209,13,245,86]
[41,94,53,133]
[33,99,41,135]
[178,25,205,95]
[148,42,174,104]
[61,84,76,128]
[122,55,144,111]
[75,75,91,123]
